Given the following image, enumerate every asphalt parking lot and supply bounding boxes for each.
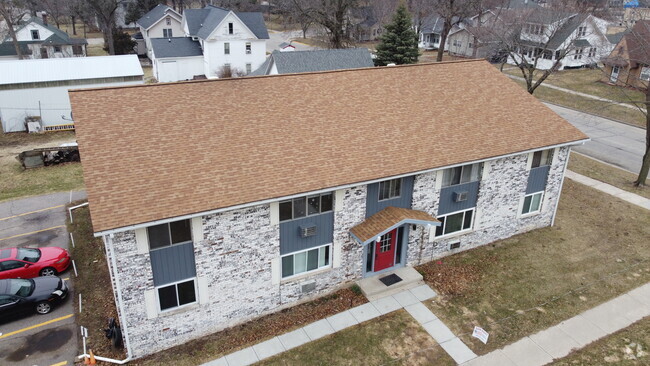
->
[0,191,86,366]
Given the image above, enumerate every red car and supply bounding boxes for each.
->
[0,247,71,279]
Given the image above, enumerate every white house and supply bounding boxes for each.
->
[135,4,183,58]
[151,38,204,82]
[0,55,143,132]
[0,17,87,60]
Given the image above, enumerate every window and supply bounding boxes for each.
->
[441,163,482,187]
[166,17,171,26]
[435,209,474,237]
[228,22,234,34]
[281,245,330,278]
[147,219,192,250]
[452,40,462,47]
[54,46,62,53]
[588,47,597,57]
[640,66,650,81]
[246,63,252,74]
[16,248,40,263]
[574,48,584,60]
[163,28,173,38]
[542,50,553,60]
[577,26,587,37]
[31,29,39,40]
[530,149,553,168]
[378,178,401,201]
[245,42,251,54]
[522,192,543,215]
[72,45,83,55]
[525,24,545,35]
[279,193,333,222]
[157,278,196,311]
[433,34,440,44]
[0,261,25,272]
[469,42,473,49]
[224,42,230,55]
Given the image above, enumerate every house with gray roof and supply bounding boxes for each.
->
[135,4,183,58]
[147,5,269,82]
[250,49,374,76]
[0,17,86,60]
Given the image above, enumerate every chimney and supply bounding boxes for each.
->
[42,13,48,25]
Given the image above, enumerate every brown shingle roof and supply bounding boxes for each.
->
[69,60,588,233]
[350,207,440,244]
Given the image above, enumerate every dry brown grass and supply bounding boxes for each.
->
[568,152,650,199]
[418,180,650,355]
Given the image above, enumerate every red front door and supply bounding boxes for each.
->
[374,229,397,271]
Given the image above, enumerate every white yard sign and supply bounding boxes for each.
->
[472,326,489,344]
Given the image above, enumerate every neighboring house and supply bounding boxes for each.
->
[0,55,143,132]
[418,14,446,50]
[249,49,374,76]
[278,42,295,52]
[349,6,383,42]
[507,12,615,70]
[446,12,499,58]
[601,19,650,89]
[151,38,204,82]
[69,60,587,359]
[0,17,87,60]
[135,4,183,59]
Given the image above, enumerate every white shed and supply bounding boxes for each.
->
[0,55,144,132]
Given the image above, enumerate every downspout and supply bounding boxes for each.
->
[78,234,133,364]
[551,147,571,227]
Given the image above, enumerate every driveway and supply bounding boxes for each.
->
[0,191,86,366]
[267,29,319,52]
[545,103,646,173]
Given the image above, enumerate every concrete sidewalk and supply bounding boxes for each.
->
[506,74,647,113]
[565,170,650,210]
[462,283,650,366]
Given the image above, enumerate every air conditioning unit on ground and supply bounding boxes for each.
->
[454,191,468,202]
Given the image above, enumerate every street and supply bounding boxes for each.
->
[0,191,86,366]
[545,103,646,174]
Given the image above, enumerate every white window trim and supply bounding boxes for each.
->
[378,178,402,201]
[155,277,198,313]
[520,191,544,217]
[441,162,483,188]
[280,244,332,281]
[147,220,193,252]
[279,193,334,222]
[434,208,475,239]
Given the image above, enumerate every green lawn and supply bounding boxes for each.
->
[553,316,650,365]
[418,179,650,355]
[259,310,456,366]
[568,152,650,199]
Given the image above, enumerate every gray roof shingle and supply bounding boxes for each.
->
[151,37,203,58]
[250,48,374,76]
[136,4,176,29]
[186,6,269,40]
[235,12,270,39]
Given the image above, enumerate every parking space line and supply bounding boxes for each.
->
[0,205,65,222]
[50,361,67,366]
[0,313,73,339]
[0,225,65,242]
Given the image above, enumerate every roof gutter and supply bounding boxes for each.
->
[93,138,590,237]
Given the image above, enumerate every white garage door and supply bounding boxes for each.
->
[159,61,178,82]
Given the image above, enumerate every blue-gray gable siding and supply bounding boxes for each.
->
[438,181,480,215]
[150,242,196,286]
[280,212,334,255]
[366,176,414,218]
[526,166,550,194]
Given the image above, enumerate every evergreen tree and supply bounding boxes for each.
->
[374,4,419,66]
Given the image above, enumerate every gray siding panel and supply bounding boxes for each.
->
[150,242,197,286]
[438,181,480,215]
[366,176,414,217]
[526,166,550,194]
[280,212,334,255]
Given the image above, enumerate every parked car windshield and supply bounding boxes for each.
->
[16,248,41,263]
[7,279,34,297]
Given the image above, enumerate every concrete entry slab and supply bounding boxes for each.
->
[327,310,359,331]
[557,314,607,347]
[357,266,424,300]
[303,319,335,341]
[439,337,477,364]
[252,337,285,360]
[225,347,258,366]
[422,319,456,343]
[501,337,553,366]
[371,295,403,314]
[529,326,581,359]
[278,328,310,350]
[349,302,382,323]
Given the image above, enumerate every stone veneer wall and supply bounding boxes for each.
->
[107,148,570,358]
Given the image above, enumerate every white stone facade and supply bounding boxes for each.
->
[105,147,571,358]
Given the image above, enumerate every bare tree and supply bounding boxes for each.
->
[38,0,66,28]
[431,0,479,62]
[0,0,28,59]
[288,0,358,48]
[85,0,123,55]
[408,0,432,36]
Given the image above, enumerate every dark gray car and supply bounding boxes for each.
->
[0,277,68,320]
